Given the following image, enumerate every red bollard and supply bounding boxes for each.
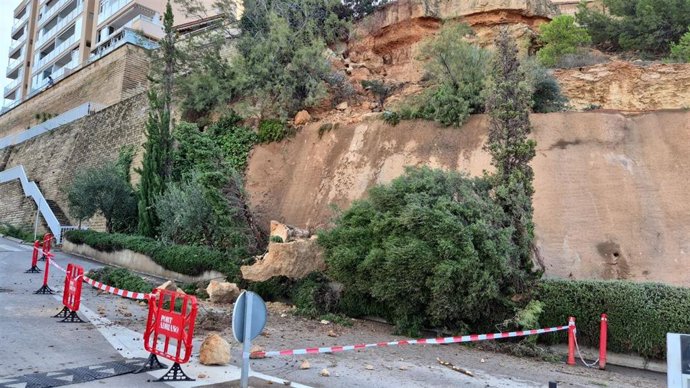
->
[567,316,576,366]
[599,313,608,370]
[38,233,52,261]
[34,253,54,294]
[25,240,42,273]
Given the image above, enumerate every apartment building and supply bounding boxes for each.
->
[3,0,218,113]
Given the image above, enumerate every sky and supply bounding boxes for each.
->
[0,2,15,91]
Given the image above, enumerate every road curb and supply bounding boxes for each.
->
[550,344,666,373]
[0,233,29,245]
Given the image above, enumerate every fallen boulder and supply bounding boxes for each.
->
[206,280,241,304]
[199,333,231,365]
[241,236,326,281]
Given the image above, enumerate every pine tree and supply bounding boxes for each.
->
[137,1,176,237]
[485,29,539,286]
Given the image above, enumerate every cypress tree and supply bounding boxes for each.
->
[137,1,176,236]
[485,29,539,287]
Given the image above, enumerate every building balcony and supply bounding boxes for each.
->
[98,0,135,25]
[29,56,78,95]
[4,76,23,97]
[36,4,83,49]
[9,33,28,52]
[90,27,157,62]
[12,5,31,34]
[6,53,26,76]
[38,0,77,28]
[33,32,80,72]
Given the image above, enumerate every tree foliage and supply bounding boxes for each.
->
[670,27,690,63]
[65,154,138,233]
[343,0,388,19]
[522,59,568,113]
[576,0,690,56]
[398,23,491,126]
[537,15,591,67]
[485,29,539,284]
[319,168,521,335]
[137,1,177,237]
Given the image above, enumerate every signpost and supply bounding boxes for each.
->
[232,291,267,388]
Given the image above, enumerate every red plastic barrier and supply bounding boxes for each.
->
[63,264,84,312]
[143,289,198,364]
[25,240,41,273]
[599,313,608,370]
[567,316,576,366]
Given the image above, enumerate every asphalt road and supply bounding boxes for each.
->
[0,236,296,388]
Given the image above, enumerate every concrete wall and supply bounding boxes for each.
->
[62,240,226,283]
[0,93,149,231]
[246,111,690,286]
[0,44,149,138]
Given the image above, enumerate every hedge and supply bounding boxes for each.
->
[64,230,240,280]
[538,279,690,360]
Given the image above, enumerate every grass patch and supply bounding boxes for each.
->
[0,223,35,243]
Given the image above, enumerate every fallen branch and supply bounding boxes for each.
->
[437,357,474,377]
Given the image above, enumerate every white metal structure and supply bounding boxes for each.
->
[668,333,690,388]
[0,165,64,243]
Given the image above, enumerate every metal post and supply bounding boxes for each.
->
[240,294,254,388]
[567,316,576,366]
[33,208,40,241]
[599,313,608,370]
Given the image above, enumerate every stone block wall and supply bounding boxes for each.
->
[0,93,149,232]
[0,44,150,138]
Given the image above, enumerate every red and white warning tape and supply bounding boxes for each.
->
[251,325,569,358]
[82,275,149,300]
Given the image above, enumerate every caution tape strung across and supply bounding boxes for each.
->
[251,325,569,358]
[82,275,149,300]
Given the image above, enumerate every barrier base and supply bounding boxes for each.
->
[25,265,41,273]
[34,284,54,294]
[38,255,46,262]
[57,309,85,323]
[155,363,194,382]
[54,306,70,318]
[134,354,167,374]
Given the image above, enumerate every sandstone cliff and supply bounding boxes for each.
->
[246,111,690,286]
[555,61,690,111]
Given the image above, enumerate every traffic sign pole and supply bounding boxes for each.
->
[241,293,254,388]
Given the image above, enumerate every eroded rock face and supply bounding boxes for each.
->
[553,61,690,111]
[199,333,231,366]
[206,280,241,304]
[241,237,326,281]
[346,0,558,91]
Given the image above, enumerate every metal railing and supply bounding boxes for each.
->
[0,102,102,151]
[38,0,75,27]
[12,5,31,33]
[3,75,22,96]
[7,52,25,73]
[98,0,133,24]
[34,32,80,72]
[90,28,158,61]
[36,4,83,48]
[0,165,64,243]
[9,32,27,51]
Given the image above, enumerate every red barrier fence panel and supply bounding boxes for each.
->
[143,289,198,364]
[35,252,54,294]
[63,264,84,312]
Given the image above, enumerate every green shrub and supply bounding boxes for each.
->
[257,119,289,143]
[86,267,153,294]
[318,167,529,336]
[65,229,241,280]
[401,23,490,127]
[0,223,34,243]
[522,59,568,113]
[537,279,690,360]
[669,28,690,63]
[269,235,284,243]
[537,15,591,67]
[156,174,216,247]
